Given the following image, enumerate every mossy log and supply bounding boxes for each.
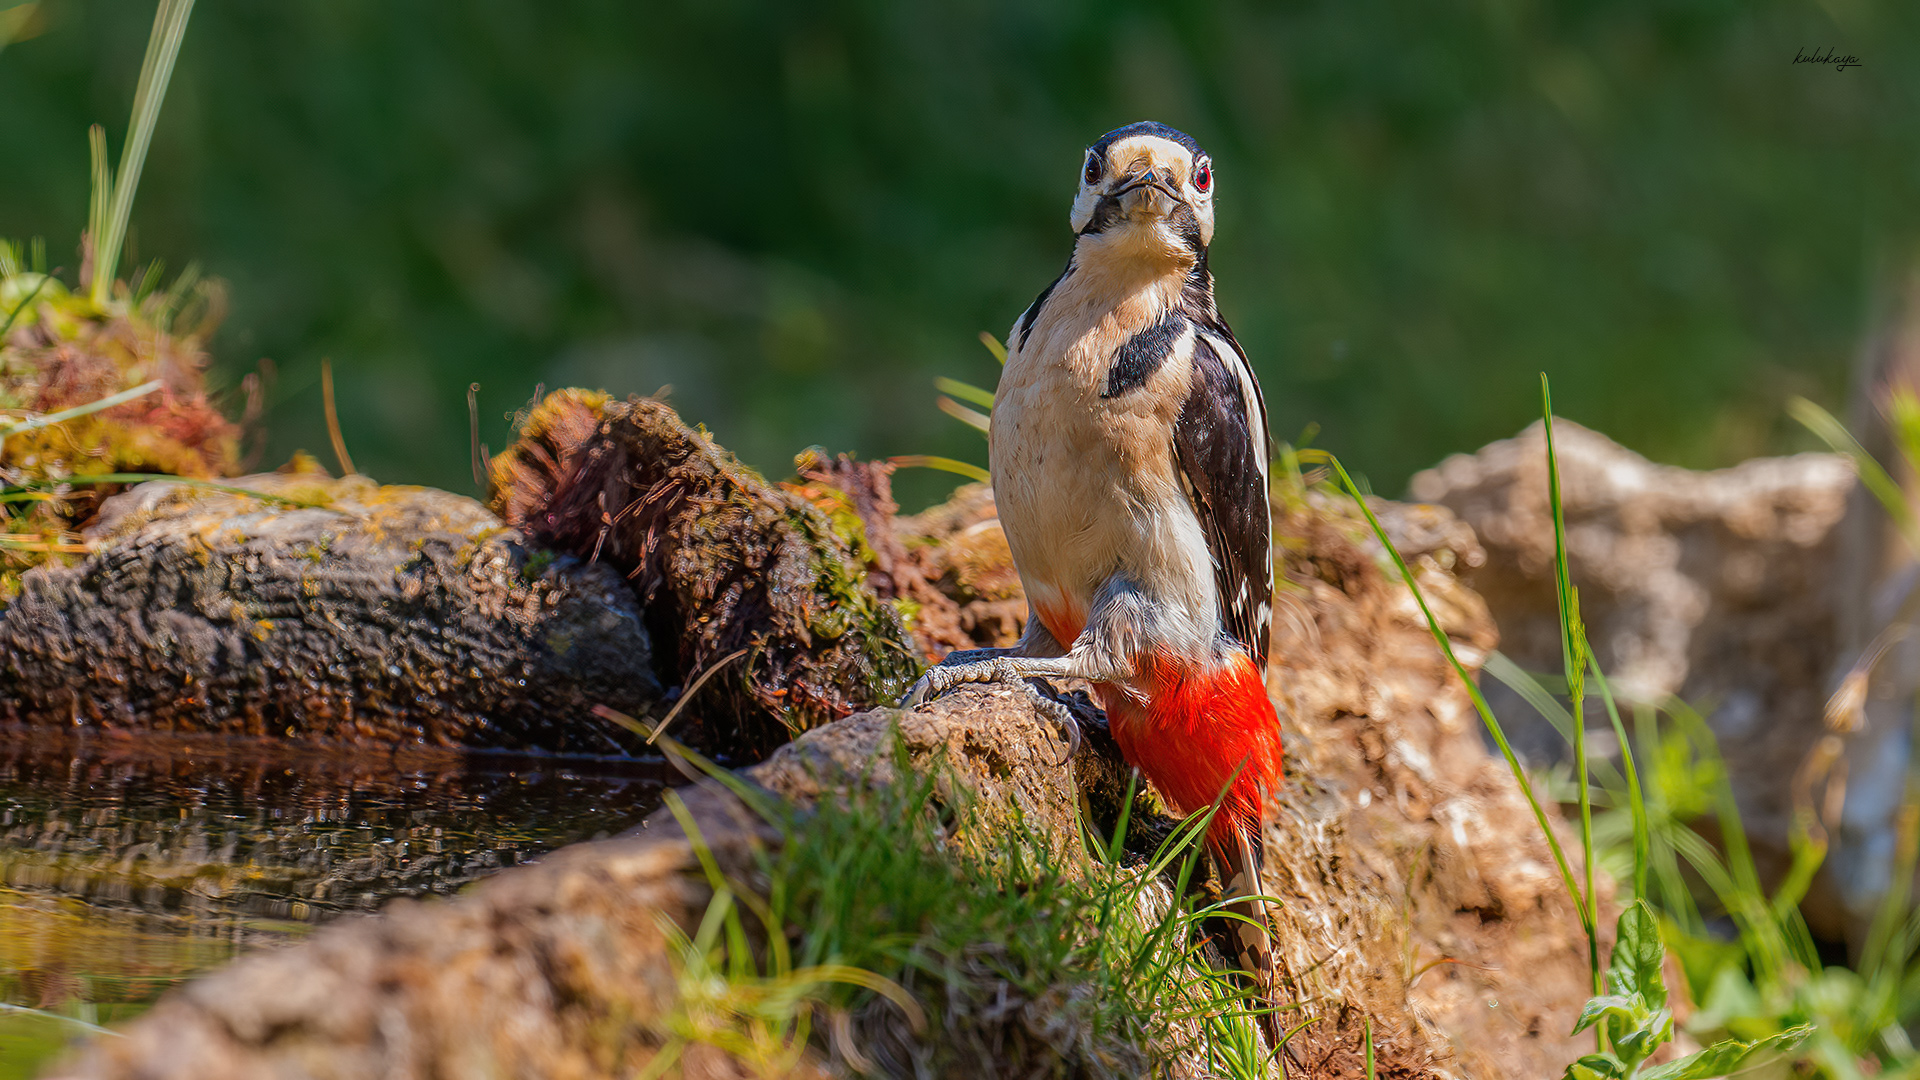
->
[0,467,662,752]
[489,391,920,759]
[0,395,919,759]
[51,490,1604,1080]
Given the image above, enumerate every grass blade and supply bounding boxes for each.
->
[1483,650,1578,745]
[937,395,991,434]
[1790,395,1920,556]
[90,0,197,304]
[1541,374,1602,1003]
[888,454,989,483]
[0,271,49,340]
[87,124,111,291]
[30,472,329,507]
[321,357,357,476]
[0,380,162,444]
[1667,701,1811,980]
[1301,448,1591,948]
[1481,651,1625,790]
[934,376,996,410]
[1587,644,1649,905]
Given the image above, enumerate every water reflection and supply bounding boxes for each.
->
[0,731,672,1075]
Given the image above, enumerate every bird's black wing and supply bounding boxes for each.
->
[1173,322,1273,662]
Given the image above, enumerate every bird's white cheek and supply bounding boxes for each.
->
[1070,191,1098,233]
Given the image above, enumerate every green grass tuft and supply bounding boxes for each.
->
[641,732,1277,1078]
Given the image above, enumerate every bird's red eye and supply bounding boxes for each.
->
[1193,163,1212,193]
[1083,154,1102,185]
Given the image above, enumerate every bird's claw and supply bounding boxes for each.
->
[901,654,1020,708]
[1021,679,1082,767]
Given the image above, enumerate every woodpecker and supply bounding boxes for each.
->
[905,121,1284,1032]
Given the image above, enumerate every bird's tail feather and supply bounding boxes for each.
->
[1215,823,1281,1049]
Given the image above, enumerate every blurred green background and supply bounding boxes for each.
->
[0,0,1912,508]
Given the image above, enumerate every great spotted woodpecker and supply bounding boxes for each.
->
[905,121,1284,1032]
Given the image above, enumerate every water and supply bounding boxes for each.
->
[0,731,673,1077]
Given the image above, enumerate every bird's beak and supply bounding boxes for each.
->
[1111,166,1181,220]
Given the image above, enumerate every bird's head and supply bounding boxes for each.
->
[1070,121,1215,268]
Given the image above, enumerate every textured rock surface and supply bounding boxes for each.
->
[46,491,1603,1080]
[0,468,662,752]
[1408,420,1880,936]
[1261,492,1594,1079]
[1411,419,1852,713]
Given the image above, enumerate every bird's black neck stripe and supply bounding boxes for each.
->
[1078,195,1127,237]
[1182,249,1216,319]
[1103,310,1187,398]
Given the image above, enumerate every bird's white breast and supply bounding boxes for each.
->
[990,268,1219,657]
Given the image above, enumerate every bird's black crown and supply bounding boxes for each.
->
[1087,121,1205,159]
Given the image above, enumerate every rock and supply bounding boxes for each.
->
[0,466,662,752]
[489,392,921,760]
[1409,419,1876,936]
[1259,491,1594,1079]
[752,685,1084,866]
[47,490,1604,1080]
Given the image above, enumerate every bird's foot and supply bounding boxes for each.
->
[901,650,1023,707]
[902,654,1083,765]
[901,650,1078,707]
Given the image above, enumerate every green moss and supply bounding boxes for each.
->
[520,548,556,581]
[297,535,334,563]
[791,505,920,707]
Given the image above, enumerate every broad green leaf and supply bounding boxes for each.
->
[1636,1023,1815,1080]
[1561,1053,1626,1080]
[1607,900,1667,1011]
[1571,995,1640,1037]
